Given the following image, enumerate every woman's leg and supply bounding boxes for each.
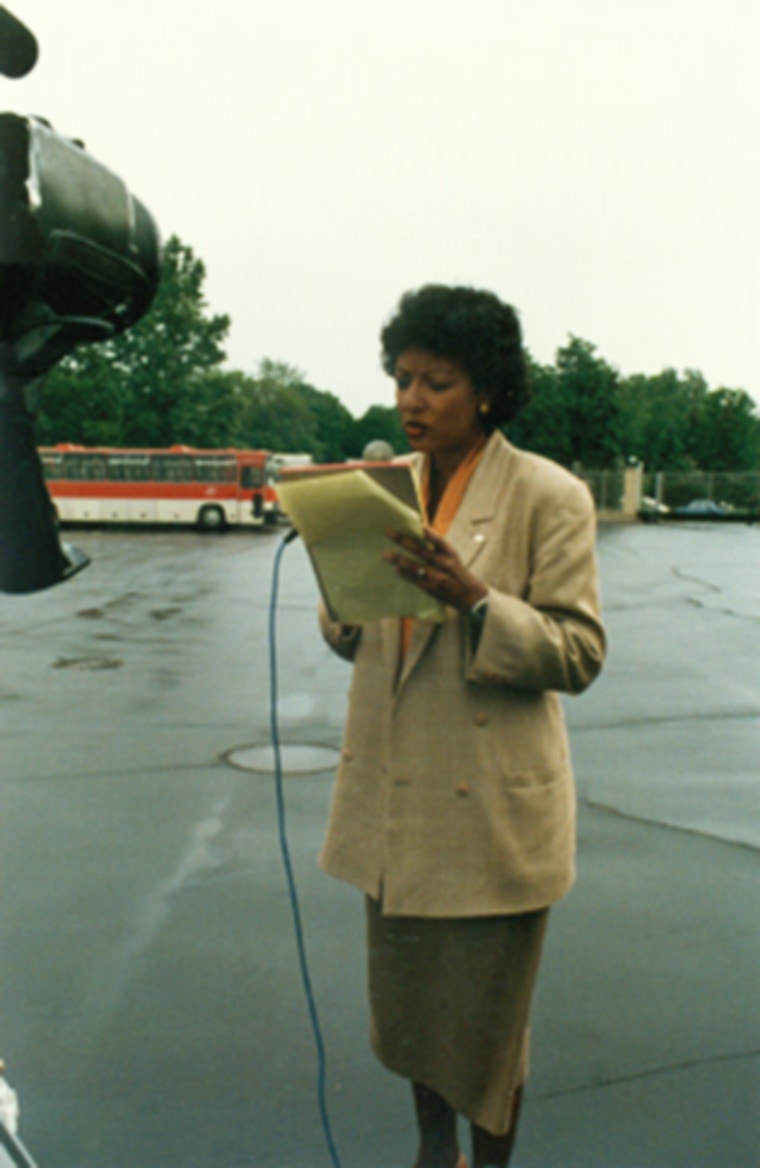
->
[412,1082,462,1168]
[469,1085,524,1168]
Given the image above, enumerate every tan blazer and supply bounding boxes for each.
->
[319,431,605,917]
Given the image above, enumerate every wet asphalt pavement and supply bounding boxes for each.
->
[0,522,758,1168]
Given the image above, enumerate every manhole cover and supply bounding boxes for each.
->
[222,744,341,775]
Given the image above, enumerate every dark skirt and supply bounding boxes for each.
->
[365,896,549,1135]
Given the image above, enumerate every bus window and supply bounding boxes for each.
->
[107,455,153,481]
[41,454,63,480]
[62,454,108,480]
[241,465,264,489]
[153,455,194,482]
[195,457,236,483]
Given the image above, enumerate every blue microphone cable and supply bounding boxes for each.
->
[268,530,343,1168]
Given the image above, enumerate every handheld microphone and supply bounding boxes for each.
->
[0,6,38,78]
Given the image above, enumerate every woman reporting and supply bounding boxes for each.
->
[319,285,605,1168]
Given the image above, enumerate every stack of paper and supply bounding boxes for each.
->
[276,465,446,624]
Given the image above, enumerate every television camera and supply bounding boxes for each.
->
[0,4,161,595]
[1,6,161,1161]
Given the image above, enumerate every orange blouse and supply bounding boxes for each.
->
[399,435,488,658]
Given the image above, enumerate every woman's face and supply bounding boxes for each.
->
[394,347,486,466]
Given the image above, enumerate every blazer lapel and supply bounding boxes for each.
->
[394,618,439,691]
[444,431,512,567]
[393,433,513,694]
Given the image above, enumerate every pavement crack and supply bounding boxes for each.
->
[674,565,760,622]
[533,1047,760,1101]
[686,597,760,622]
[5,759,229,784]
[672,565,722,595]
[572,709,760,733]
[580,796,760,855]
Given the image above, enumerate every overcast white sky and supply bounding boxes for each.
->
[9,0,760,416]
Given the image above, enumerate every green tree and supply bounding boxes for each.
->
[37,235,232,447]
[352,404,409,458]
[233,360,321,454]
[170,368,243,448]
[692,387,760,471]
[555,336,620,468]
[508,357,572,466]
[510,341,620,469]
[616,369,704,471]
[613,368,760,472]
[35,344,128,447]
[291,382,357,462]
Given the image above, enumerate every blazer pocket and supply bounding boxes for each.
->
[500,766,564,792]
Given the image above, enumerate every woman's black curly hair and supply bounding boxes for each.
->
[380,285,530,428]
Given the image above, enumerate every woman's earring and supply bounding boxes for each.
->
[479,401,490,416]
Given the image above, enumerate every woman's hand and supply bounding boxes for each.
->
[384,526,487,613]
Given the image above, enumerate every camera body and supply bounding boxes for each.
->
[0,8,162,1158]
[0,112,160,367]
[0,113,161,593]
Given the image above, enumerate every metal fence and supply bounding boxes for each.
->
[534,466,760,517]
[577,468,626,512]
[643,471,760,512]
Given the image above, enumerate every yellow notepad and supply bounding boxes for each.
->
[276,465,446,624]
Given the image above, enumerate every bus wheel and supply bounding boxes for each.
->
[197,505,227,533]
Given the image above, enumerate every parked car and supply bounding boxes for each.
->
[638,496,670,521]
[672,499,728,517]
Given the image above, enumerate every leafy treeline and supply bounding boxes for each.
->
[38,236,760,472]
[512,339,760,472]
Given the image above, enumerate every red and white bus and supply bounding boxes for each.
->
[39,444,279,531]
